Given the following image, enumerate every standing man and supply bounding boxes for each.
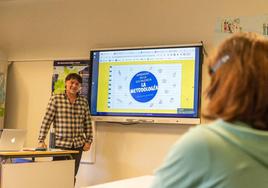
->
[37,73,93,182]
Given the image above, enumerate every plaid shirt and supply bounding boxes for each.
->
[38,93,93,148]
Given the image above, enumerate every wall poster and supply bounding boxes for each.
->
[214,14,268,45]
[52,60,91,98]
[0,72,6,118]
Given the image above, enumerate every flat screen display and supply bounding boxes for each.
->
[90,44,203,124]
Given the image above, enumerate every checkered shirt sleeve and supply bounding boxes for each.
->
[38,95,56,142]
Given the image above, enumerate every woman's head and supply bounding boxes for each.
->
[204,32,268,130]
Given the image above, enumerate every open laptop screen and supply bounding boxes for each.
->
[0,129,27,152]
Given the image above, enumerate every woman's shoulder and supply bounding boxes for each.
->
[171,122,225,155]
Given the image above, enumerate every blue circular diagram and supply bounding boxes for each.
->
[129,71,158,102]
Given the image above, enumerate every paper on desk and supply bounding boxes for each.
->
[49,148,64,151]
[22,148,36,151]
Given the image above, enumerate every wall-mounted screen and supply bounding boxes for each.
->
[90,44,203,124]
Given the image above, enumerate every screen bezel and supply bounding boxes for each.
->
[89,44,203,124]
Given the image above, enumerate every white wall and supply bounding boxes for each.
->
[1,0,268,187]
[5,61,53,145]
[1,0,268,60]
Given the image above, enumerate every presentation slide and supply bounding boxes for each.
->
[108,64,182,110]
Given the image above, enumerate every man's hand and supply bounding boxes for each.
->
[83,142,91,151]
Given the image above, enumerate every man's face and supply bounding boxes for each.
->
[65,79,81,95]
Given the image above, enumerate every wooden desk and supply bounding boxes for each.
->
[0,150,77,188]
[0,150,78,162]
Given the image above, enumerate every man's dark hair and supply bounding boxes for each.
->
[65,73,82,84]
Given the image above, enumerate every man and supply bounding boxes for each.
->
[37,73,93,182]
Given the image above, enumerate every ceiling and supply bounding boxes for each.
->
[1,0,268,61]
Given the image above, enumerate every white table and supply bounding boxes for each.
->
[83,175,154,188]
[0,150,77,188]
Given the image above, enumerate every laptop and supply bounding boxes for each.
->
[0,129,27,152]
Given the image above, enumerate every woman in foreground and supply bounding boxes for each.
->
[151,32,268,188]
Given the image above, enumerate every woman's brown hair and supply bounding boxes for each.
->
[203,32,268,130]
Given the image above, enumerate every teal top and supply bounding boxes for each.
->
[151,120,268,188]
